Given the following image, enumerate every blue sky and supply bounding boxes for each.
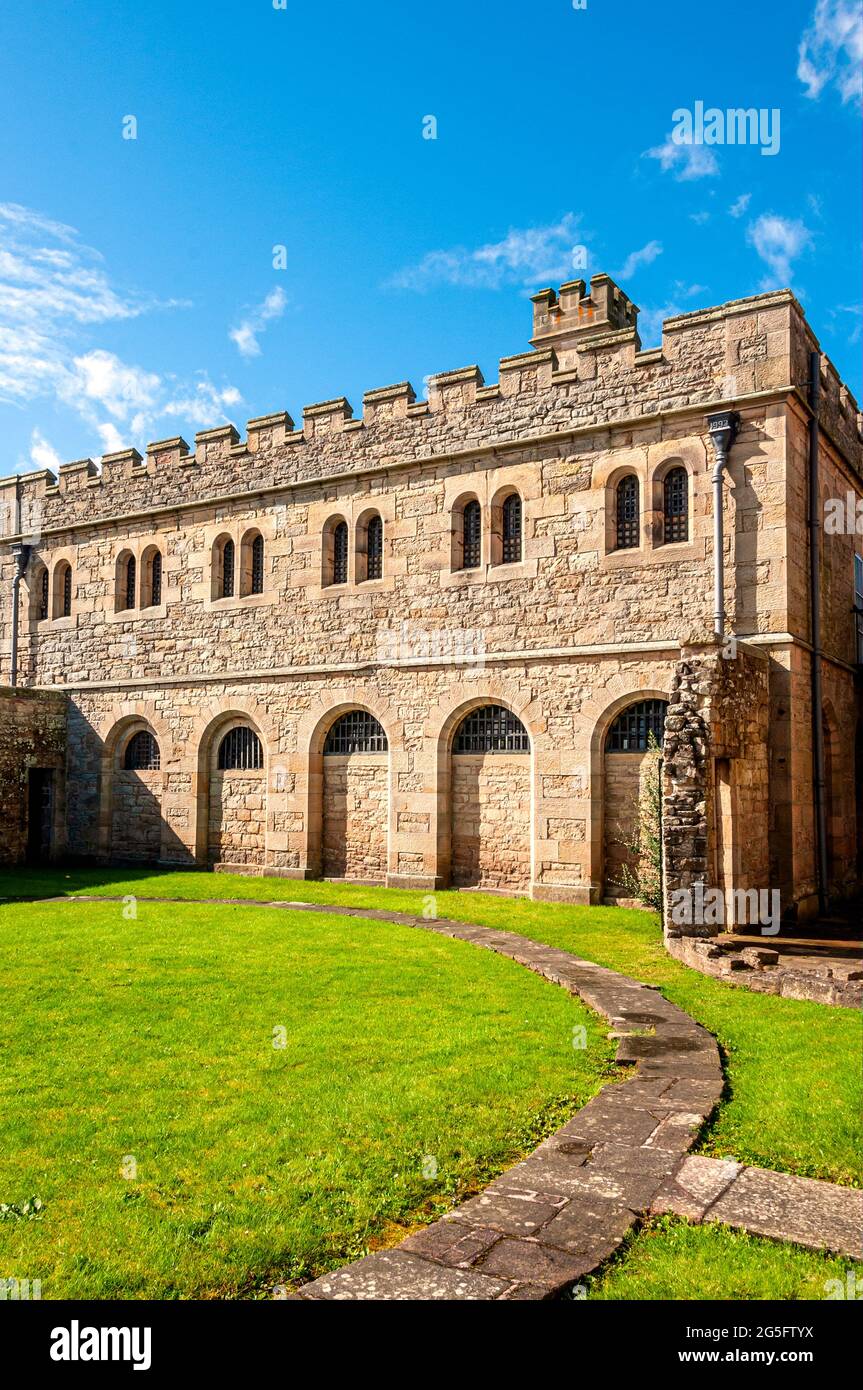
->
[0,0,860,480]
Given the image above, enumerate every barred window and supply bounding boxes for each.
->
[324,710,388,754]
[251,534,264,594]
[39,567,49,621]
[367,514,383,581]
[663,467,689,544]
[221,539,235,598]
[124,730,161,770]
[57,563,73,618]
[615,476,639,550]
[462,500,481,569]
[332,521,348,584]
[149,551,162,606]
[454,704,530,753]
[218,726,264,770]
[502,493,522,564]
[606,699,668,752]
[124,555,136,611]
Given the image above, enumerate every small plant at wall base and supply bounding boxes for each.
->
[612,733,663,914]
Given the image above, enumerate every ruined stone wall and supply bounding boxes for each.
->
[0,687,67,864]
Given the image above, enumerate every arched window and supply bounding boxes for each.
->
[502,493,522,564]
[218,726,263,770]
[663,467,689,544]
[37,566,49,621]
[462,499,482,570]
[324,711,388,754]
[332,521,348,585]
[615,476,639,550]
[251,534,264,594]
[141,549,162,608]
[606,699,668,752]
[54,562,73,618]
[124,730,161,770]
[123,555,136,611]
[366,514,383,581]
[454,705,530,753]
[221,539,235,598]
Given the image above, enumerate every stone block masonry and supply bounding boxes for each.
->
[0,274,860,914]
[0,687,67,864]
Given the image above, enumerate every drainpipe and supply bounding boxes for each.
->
[9,542,31,688]
[808,350,828,916]
[706,411,740,640]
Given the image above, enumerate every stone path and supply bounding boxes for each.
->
[31,893,863,1298]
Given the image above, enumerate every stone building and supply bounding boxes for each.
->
[1,273,861,918]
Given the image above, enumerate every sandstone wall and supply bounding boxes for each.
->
[322,754,388,880]
[0,687,67,864]
[450,753,531,891]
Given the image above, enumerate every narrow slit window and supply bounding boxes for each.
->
[615,476,639,550]
[462,500,481,569]
[124,556,136,611]
[150,552,162,606]
[663,467,689,544]
[502,494,522,564]
[332,521,348,584]
[222,539,235,598]
[61,565,72,617]
[39,568,49,620]
[367,515,383,580]
[251,534,264,594]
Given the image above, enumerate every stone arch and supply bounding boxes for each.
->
[589,686,670,903]
[96,707,173,863]
[303,697,395,882]
[192,702,273,867]
[432,688,541,893]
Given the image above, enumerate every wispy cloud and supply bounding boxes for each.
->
[638,302,682,345]
[229,286,288,358]
[798,0,863,106]
[746,213,814,288]
[615,240,663,280]
[643,135,719,181]
[0,203,241,465]
[28,428,64,474]
[386,215,588,292]
[729,193,752,218]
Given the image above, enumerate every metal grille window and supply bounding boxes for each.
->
[61,564,72,617]
[124,730,161,770]
[615,476,639,550]
[218,726,263,770]
[663,467,689,544]
[251,534,264,594]
[221,539,235,598]
[39,568,49,620]
[454,705,530,753]
[366,515,383,580]
[606,699,668,752]
[502,493,522,564]
[462,500,481,569]
[324,710,388,754]
[123,556,136,610]
[150,551,162,606]
[332,521,348,584]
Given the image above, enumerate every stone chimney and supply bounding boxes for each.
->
[530,273,640,371]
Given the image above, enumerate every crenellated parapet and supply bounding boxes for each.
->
[1,277,860,539]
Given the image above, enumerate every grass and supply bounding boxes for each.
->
[0,895,614,1300]
[587,1217,856,1301]
[3,865,859,1186]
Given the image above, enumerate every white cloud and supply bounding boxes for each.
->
[638,302,683,345]
[229,286,288,358]
[29,428,64,474]
[798,0,863,105]
[746,214,814,288]
[689,211,711,225]
[0,203,241,463]
[386,215,588,291]
[729,193,751,218]
[615,241,663,280]
[643,135,719,181]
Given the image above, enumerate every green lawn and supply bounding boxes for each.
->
[587,1218,855,1301]
[1,866,859,1302]
[0,894,613,1300]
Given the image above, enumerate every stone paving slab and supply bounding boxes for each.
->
[703,1166,863,1257]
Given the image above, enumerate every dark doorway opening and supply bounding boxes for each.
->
[27,769,55,864]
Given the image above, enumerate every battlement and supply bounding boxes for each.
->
[1,279,860,533]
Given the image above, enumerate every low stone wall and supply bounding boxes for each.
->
[668,933,863,1009]
[0,686,67,864]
